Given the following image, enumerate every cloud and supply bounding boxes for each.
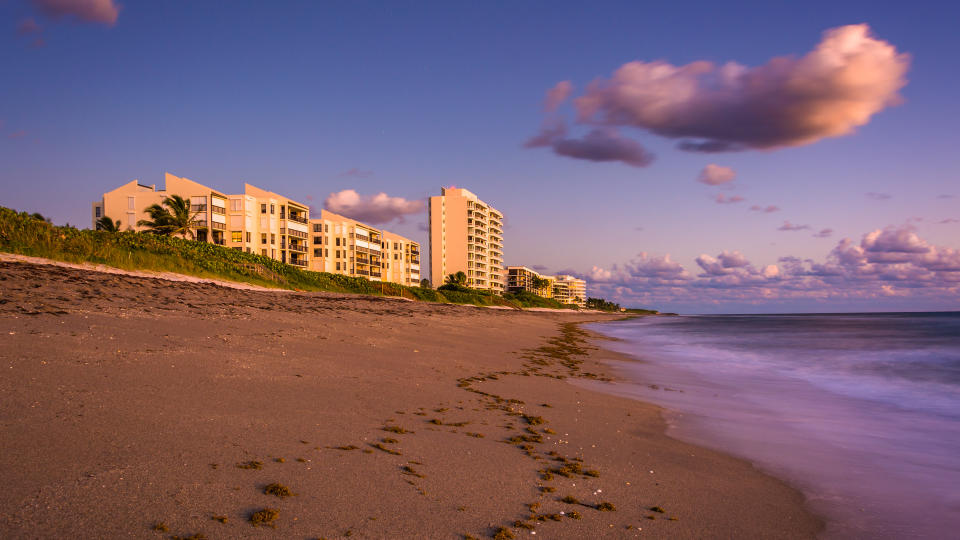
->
[32,0,120,26]
[698,164,736,185]
[531,264,550,272]
[866,192,892,200]
[338,168,374,178]
[582,225,960,312]
[563,24,908,152]
[8,130,27,139]
[714,193,745,204]
[778,221,810,231]
[814,228,834,238]
[634,226,644,231]
[323,189,426,225]
[936,194,954,199]
[525,124,654,167]
[938,218,959,224]
[17,18,42,35]
[749,204,780,213]
[544,81,573,112]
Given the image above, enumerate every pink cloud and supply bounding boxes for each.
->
[17,18,42,35]
[813,228,834,238]
[525,123,654,167]
[750,204,780,213]
[564,24,909,152]
[8,130,27,139]
[323,189,425,224]
[938,218,959,224]
[714,193,745,204]
[778,221,810,231]
[698,164,736,185]
[31,0,119,26]
[544,81,573,112]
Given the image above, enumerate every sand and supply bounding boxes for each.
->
[0,259,822,539]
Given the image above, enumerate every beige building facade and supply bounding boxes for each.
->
[428,187,504,292]
[507,266,587,308]
[308,210,420,286]
[92,173,311,267]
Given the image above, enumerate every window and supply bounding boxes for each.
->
[270,204,275,214]
[261,249,267,256]
[261,203,267,214]
[261,233,267,244]
[246,232,251,242]
[271,234,276,244]
[230,199,242,211]
[335,237,341,246]
[325,248,329,257]
[271,249,275,258]
[336,250,341,258]
[313,236,322,245]
[246,248,251,253]
[95,206,101,218]
[314,249,322,257]
[127,212,135,225]
[325,224,329,233]
[231,231,242,243]
[336,262,340,271]
[127,197,135,210]
[394,242,399,250]
[394,253,399,260]
[313,223,323,233]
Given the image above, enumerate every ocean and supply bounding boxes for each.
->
[585,312,960,539]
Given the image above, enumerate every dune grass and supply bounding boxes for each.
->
[0,207,560,309]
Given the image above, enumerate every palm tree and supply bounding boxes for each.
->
[445,271,467,286]
[137,195,200,238]
[96,215,121,232]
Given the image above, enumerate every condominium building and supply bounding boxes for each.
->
[92,173,310,267]
[552,274,587,308]
[308,210,421,286]
[506,266,587,308]
[428,187,504,292]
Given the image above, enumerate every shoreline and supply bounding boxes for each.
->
[0,259,821,538]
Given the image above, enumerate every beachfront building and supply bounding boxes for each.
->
[506,266,587,308]
[92,173,311,267]
[506,266,554,297]
[308,210,421,286]
[428,187,505,292]
[552,275,587,308]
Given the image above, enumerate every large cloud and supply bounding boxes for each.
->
[698,164,736,185]
[525,123,654,167]
[32,0,119,25]
[544,81,573,112]
[583,225,959,311]
[323,189,425,225]
[536,24,908,158]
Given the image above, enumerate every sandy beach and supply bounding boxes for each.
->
[0,259,822,539]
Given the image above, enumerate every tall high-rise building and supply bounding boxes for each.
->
[428,187,504,292]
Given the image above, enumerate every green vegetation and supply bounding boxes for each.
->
[0,207,522,308]
[586,297,621,311]
[137,195,200,238]
[501,290,568,309]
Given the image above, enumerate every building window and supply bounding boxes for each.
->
[270,204,275,214]
[313,223,322,233]
[271,234,276,244]
[325,248,329,257]
[246,232,251,242]
[231,231,242,243]
[271,249,275,258]
[95,206,102,218]
[325,224,329,233]
[394,242,399,250]
[261,248,267,256]
[336,250,341,258]
[261,203,267,214]
[335,237,341,246]
[246,247,251,253]
[230,199,242,211]
[314,249,322,257]
[261,233,267,244]
[127,197,135,210]
[313,236,322,245]
[336,262,340,271]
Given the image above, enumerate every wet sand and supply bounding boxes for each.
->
[0,259,822,539]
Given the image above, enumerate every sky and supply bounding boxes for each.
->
[1,0,958,313]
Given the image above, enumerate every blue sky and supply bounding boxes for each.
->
[1,1,958,313]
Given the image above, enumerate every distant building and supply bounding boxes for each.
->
[506,266,587,308]
[92,173,310,267]
[428,187,504,292]
[308,209,421,286]
[552,275,587,308]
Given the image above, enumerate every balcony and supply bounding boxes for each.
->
[289,259,307,267]
[286,214,308,224]
[190,204,208,212]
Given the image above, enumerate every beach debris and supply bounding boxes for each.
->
[596,502,616,511]
[370,442,402,455]
[151,522,168,532]
[211,515,228,523]
[235,460,263,470]
[560,495,579,504]
[249,508,279,527]
[650,506,665,513]
[330,444,359,451]
[493,527,515,540]
[263,483,295,498]
[382,425,413,434]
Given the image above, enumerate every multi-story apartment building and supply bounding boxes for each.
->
[552,274,587,308]
[308,210,421,286]
[92,173,310,267]
[428,187,504,292]
[506,266,587,308]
